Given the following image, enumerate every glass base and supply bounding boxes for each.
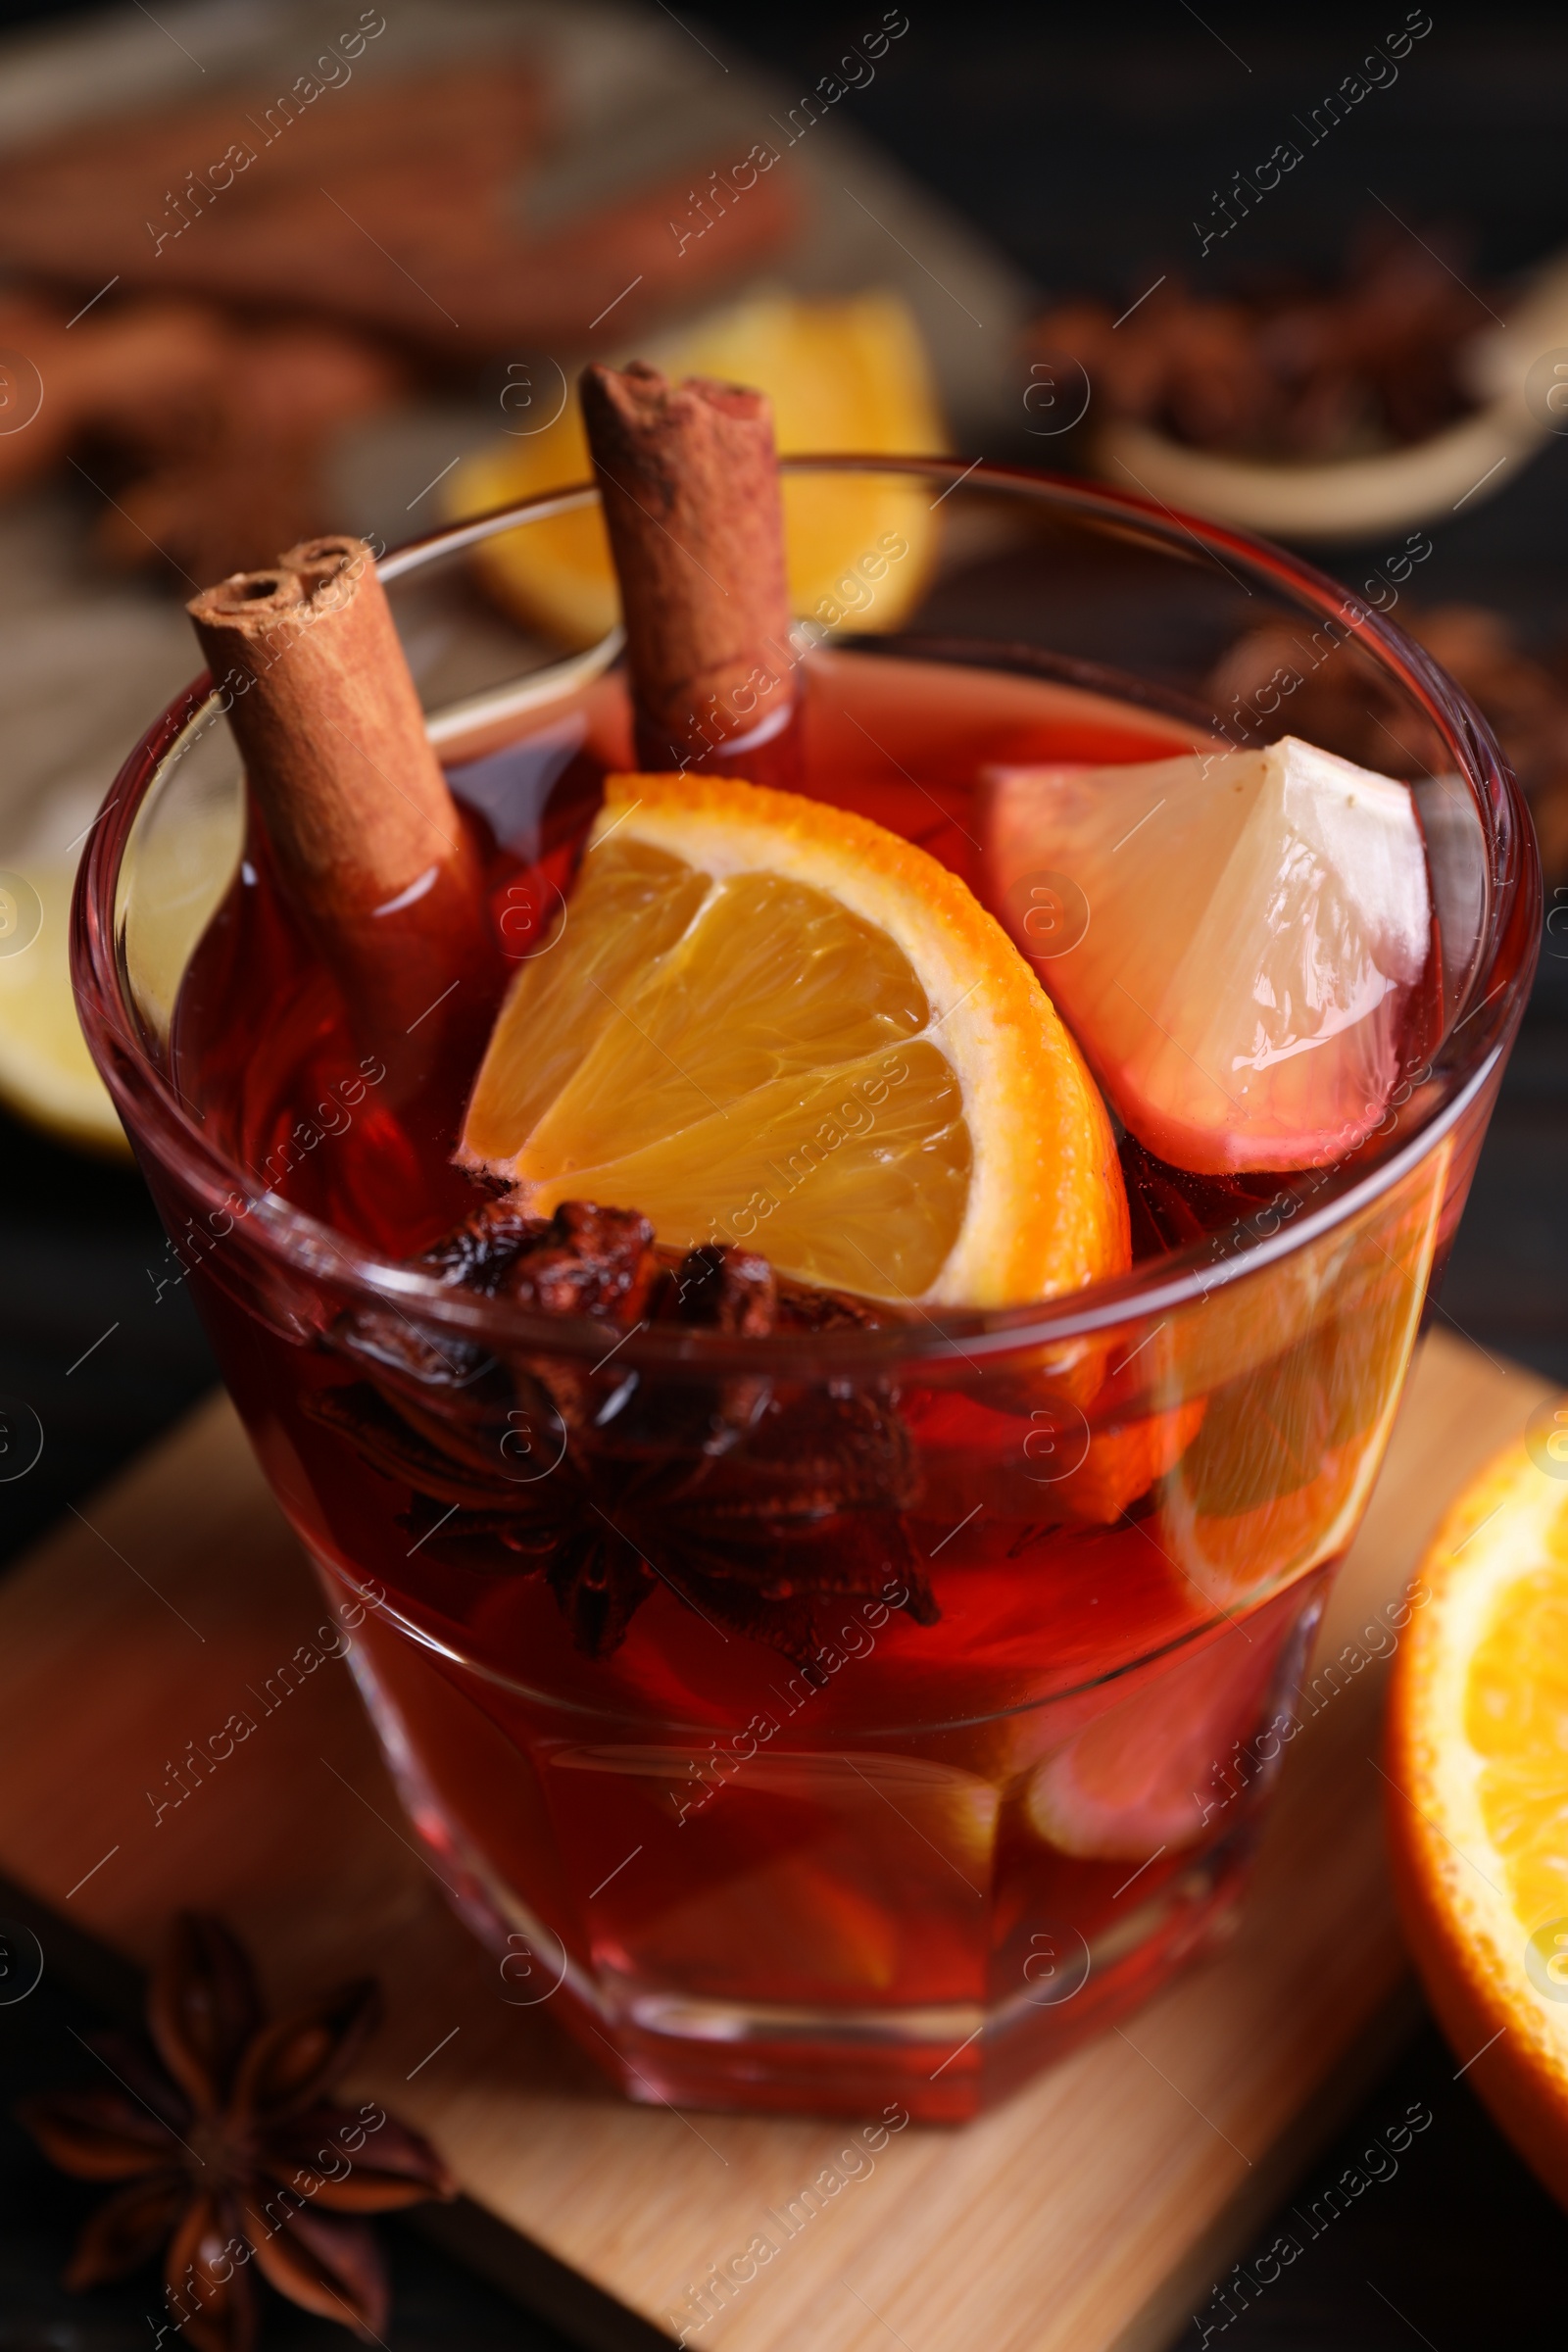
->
[602,1859,1247,2122]
[349,1641,1250,2123]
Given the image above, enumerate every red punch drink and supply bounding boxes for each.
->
[75,449,1537,2122]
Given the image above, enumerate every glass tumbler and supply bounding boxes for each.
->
[73,462,1539,2120]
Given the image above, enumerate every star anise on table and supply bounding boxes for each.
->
[17,1912,455,2351]
[306,1199,935,1667]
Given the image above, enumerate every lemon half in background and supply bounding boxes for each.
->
[1,290,947,1160]
[0,760,242,1159]
[0,858,126,1154]
[448,288,950,649]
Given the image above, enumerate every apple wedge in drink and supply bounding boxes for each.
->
[987,735,1433,1176]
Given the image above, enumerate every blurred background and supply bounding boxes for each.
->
[2,2,1567,2343]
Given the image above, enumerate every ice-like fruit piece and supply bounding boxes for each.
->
[988,736,1432,1174]
[547,1746,999,1999]
[1026,1619,1285,1860]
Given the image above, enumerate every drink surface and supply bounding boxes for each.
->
[168,646,1446,2112]
[176,648,1311,1253]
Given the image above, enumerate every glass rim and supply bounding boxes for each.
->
[72,455,1541,1377]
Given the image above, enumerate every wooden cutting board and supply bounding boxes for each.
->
[0,1329,1546,2352]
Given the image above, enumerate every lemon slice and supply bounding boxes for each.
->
[461,775,1129,1308]
[449,288,946,650]
[0,858,125,1154]
[1388,1431,1568,2206]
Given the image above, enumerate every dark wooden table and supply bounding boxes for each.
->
[3,2,1567,2344]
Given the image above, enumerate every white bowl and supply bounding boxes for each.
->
[1090,254,1568,541]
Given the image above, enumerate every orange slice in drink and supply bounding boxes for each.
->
[1156,1144,1448,1614]
[1388,1430,1568,2208]
[461,775,1129,1308]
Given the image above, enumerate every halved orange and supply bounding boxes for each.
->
[1387,1430,1568,2208]
[461,774,1130,1308]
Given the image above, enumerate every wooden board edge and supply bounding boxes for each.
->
[409,2201,675,2352]
[1104,1974,1426,2352]
[0,1866,144,2021]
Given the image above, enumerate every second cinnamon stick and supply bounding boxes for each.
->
[580,361,799,778]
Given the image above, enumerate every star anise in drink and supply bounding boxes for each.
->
[306,1199,935,1665]
[17,1911,454,2350]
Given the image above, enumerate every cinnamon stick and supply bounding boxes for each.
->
[187,534,485,1048]
[579,361,799,780]
[0,69,797,359]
